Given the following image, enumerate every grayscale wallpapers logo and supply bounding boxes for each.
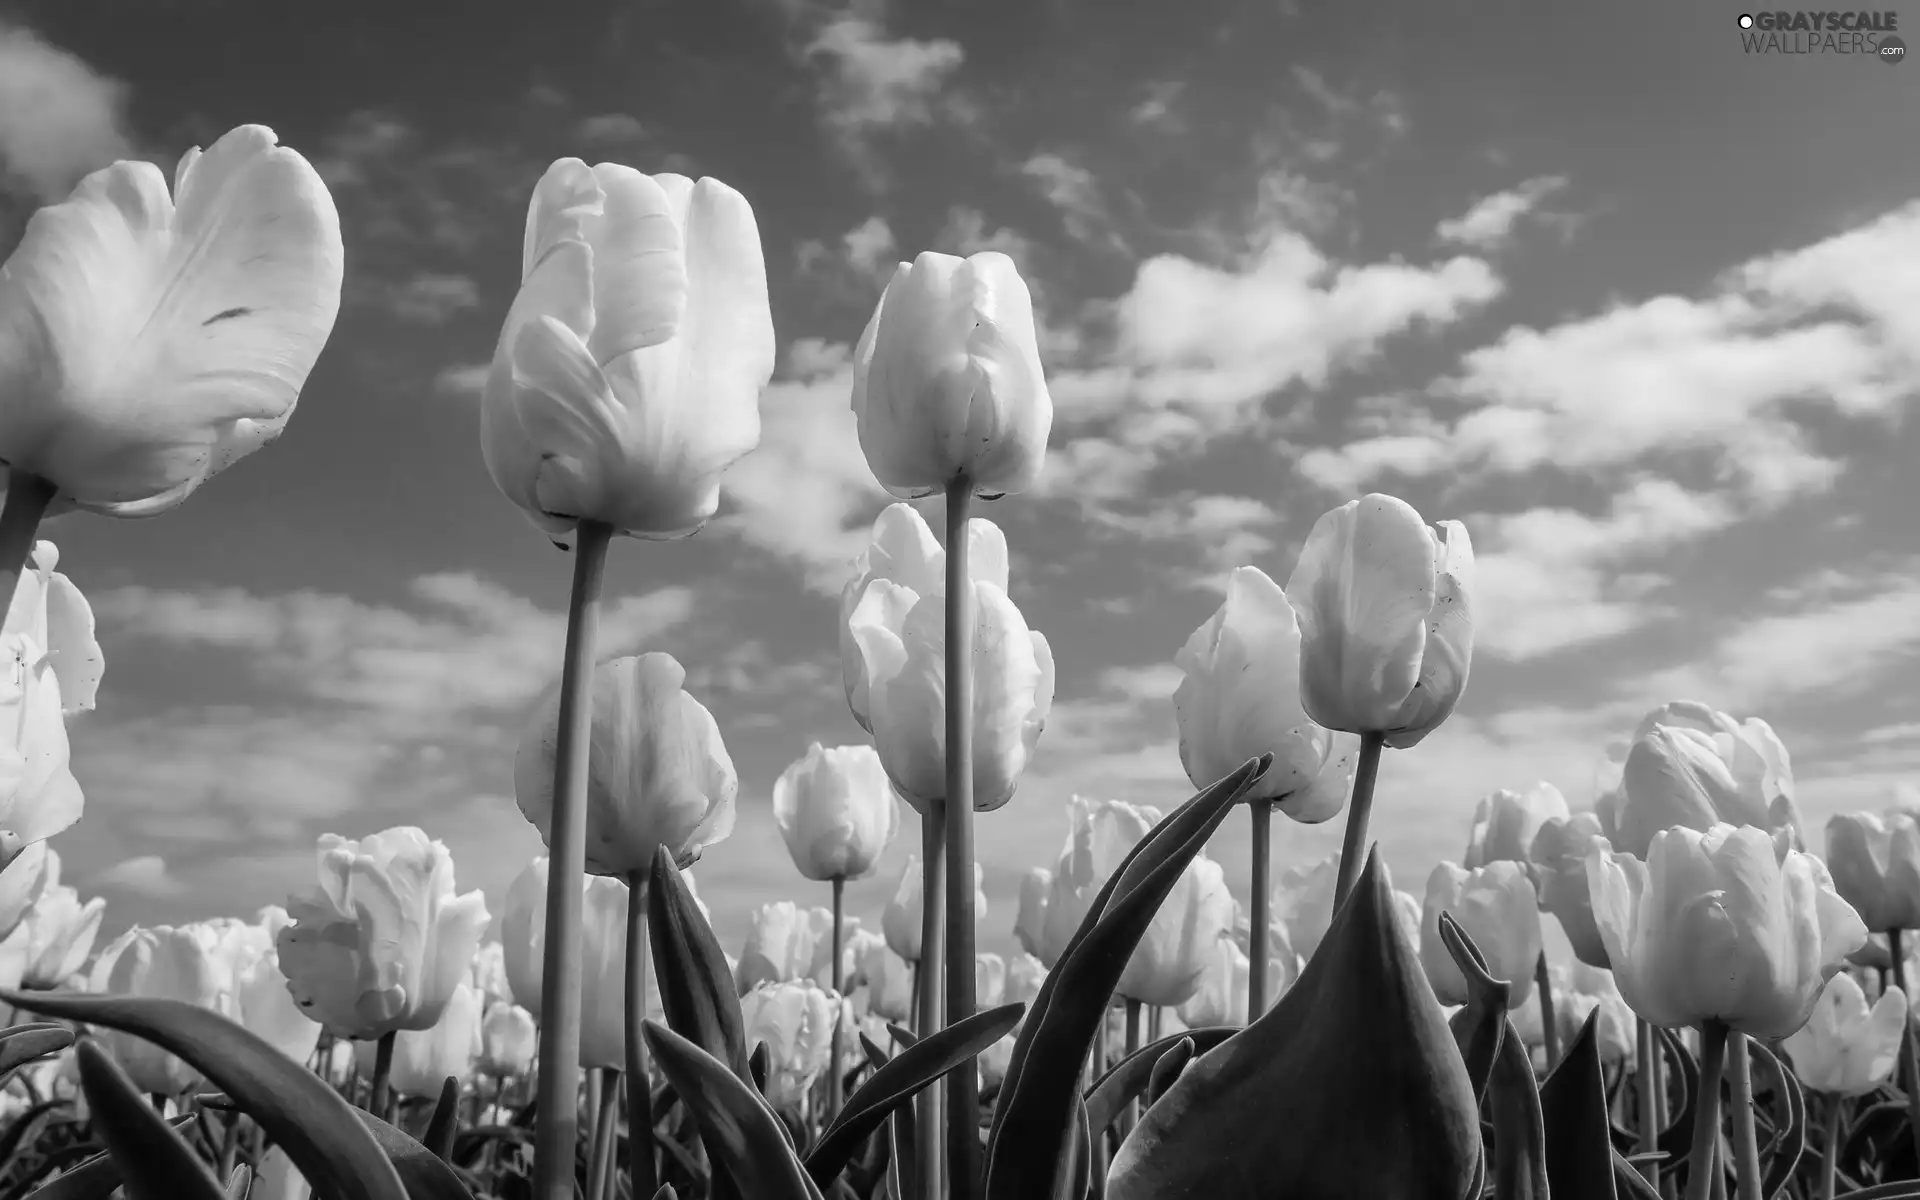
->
[1736,10,1906,60]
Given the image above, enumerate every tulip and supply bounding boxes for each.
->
[1824,810,1920,934]
[1511,959,1635,1074]
[480,1001,539,1079]
[735,901,827,993]
[850,251,1052,500]
[0,629,82,862]
[578,873,662,1070]
[1286,494,1474,910]
[207,909,324,1067]
[255,1146,312,1200]
[0,840,50,944]
[0,846,102,988]
[1464,782,1570,869]
[2,541,102,716]
[480,160,774,541]
[498,856,684,1030]
[1118,851,1235,1008]
[1267,852,1423,967]
[1588,823,1866,1037]
[1420,861,1542,1007]
[1598,701,1801,858]
[1176,936,1295,1028]
[882,854,985,962]
[840,503,1010,733]
[1782,972,1906,1095]
[355,979,484,1097]
[1005,953,1046,1005]
[468,939,513,1006]
[739,979,841,1110]
[516,652,737,877]
[1037,798,1157,968]
[0,126,342,557]
[773,743,899,882]
[90,924,226,1094]
[847,578,1053,815]
[849,933,914,1024]
[275,827,490,1040]
[1013,867,1050,959]
[1527,812,1613,969]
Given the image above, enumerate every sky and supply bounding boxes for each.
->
[1,0,1918,966]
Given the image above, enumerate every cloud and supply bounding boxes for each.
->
[1021,153,1125,252]
[434,362,491,399]
[801,13,965,181]
[796,214,897,288]
[0,20,133,204]
[1435,175,1570,250]
[91,855,186,899]
[383,272,482,325]
[1129,81,1186,132]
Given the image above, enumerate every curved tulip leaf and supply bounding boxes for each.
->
[648,846,751,1084]
[1438,911,1510,1104]
[1105,850,1482,1200]
[0,1025,72,1084]
[750,1041,772,1095]
[223,1166,250,1200]
[195,1091,238,1111]
[1540,1011,1617,1200]
[1145,1036,1196,1108]
[1611,1149,1664,1200]
[1487,1017,1549,1200]
[1747,1039,1804,1197]
[642,1019,825,1200]
[887,1078,917,1200]
[73,1038,226,1200]
[985,755,1271,1200]
[1837,1186,1920,1200]
[14,1115,198,1200]
[0,1098,61,1169]
[0,989,408,1200]
[349,1109,476,1199]
[885,1024,918,1050]
[1082,1028,1235,1134]
[859,1031,891,1071]
[806,1002,1023,1188]
[424,1075,461,1161]
[654,1188,679,1200]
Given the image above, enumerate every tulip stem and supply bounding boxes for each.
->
[1637,1019,1659,1183]
[943,476,980,1200]
[1893,927,1920,1172]
[624,870,658,1198]
[0,472,55,622]
[590,1068,621,1200]
[916,804,947,1200]
[1535,953,1560,1069]
[1685,1021,1729,1200]
[829,875,846,1122]
[531,517,614,1200]
[1248,800,1273,1021]
[1819,1091,1841,1200]
[369,1031,396,1122]
[1122,1000,1142,1133]
[1726,1035,1760,1200]
[1330,733,1386,912]
[1148,1007,1163,1041]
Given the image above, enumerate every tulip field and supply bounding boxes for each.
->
[0,121,1918,1200]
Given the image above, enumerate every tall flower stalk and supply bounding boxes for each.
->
[625,872,657,1197]
[943,477,980,1200]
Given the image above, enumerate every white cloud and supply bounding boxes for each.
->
[841,215,896,274]
[1022,153,1123,251]
[434,362,491,399]
[803,14,965,175]
[0,20,133,202]
[383,272,481,325]
[1435,175,1569,250]
[91,855,185,899]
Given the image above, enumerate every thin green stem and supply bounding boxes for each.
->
[943,477,979,1200]
[0,472,55,623]
[1685,1022,1730,1200]
[916,805,947,1200]
[1330,733,1386,911]
[625,871,657,1198]
[1248,800,1273,1021]
[829,875,846,1121]
[369,1031,396,1122]
[1535,952,1560,1069]
[531,518,614,1200]
[1727,1034,1760,1200]
[1819,1091,1841,1200]
[1637,1019,1660,1184]
[1122,999,1143,1133]
[1894,926,1920,1175]
[590,1068,620,1200]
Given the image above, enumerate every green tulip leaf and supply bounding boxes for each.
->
[984,755,1271,1200]
[349,1108,476,1198]
[0,1098,62,1169]
[1145,1036,1195,1107]
[1747,1039,1804,1197]
[73,1038,226,1200]
[1439,912,1510,1104]
[806,1002,1023,1189]
[1539,1011,1618,1200]
[424,1075,461,1161]
[642,1019,824,1200]
[652,1187,679,1200]
[18,1115,198,1200]
[750,1040,772,1097]
[0,1025,72,1085]
[1836,1185,1920,1200]
[1083,1028,1234,1134]
[1487,1016,1550,1200]
[194,1091,237,1111]
[0,988,408,1200]
[858,1031,891,1071]
[648,846,751,1085]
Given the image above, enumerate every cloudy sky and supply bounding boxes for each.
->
[3,0,1917,963]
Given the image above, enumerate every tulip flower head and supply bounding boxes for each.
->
[1038,797,1157,968]
[739,979,841,1110]
[849,931,913,1023]
[840,503,1009,733]
[355,979,484,1097]
[1527,812,1612,969]
[0,125,344,517]
[202,909,324,1067]
[499,854,701,1022]
[1824,810,1920,933]
[851,250,1053,499]
[1782,973,1907,1095]
[1511,960,1634,1073]
[1119,850,1236,1008]
[1177,935,1296,1027]
[480,160,775,540]
[1267,851,1423,968]
[1420,860,1543,1007]
[0,840,50,943]
[735,900,829,993]
[276,827,491,1040]
[479,1000,538,1079]
[0,845,102,988]
[1598,701,1801,858]
[468,939,513,1007]
[1013,866,1050,959]
[772,742,900,881]
[0,628,83,862]
[1464,782,1570,869]
[2,541,103,717]
[1588,823,1867,1037]
[578,874,663,1069]
[1172,566,1355,821]
[90,924,228,1094]
[516,652,737,876]
[1285,494,1474,749]
[882,853,986,962]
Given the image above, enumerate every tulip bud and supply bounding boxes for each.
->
[1512,960,1634,1073]
[739,979,840,1109]
[515,652,737,876]
[0,846,102,989]
[0,126,343,517]
[882,854,985,962]
[1781,974,1907,1095]
[735,901,825,993]
[1589,823,1867,1037]
[1464,782,1570,869]
[357,980,484,1096]
[848,577,1054,813]
[1177,936,1295,1028]
[851,251,1052,499]
[1419,861,1542,1007]
[1267,852,1422,968]
[1038,798,1157,968]
[90,925,226,1094]
[1006,952,1046,1006]
[773,743,900,881]
[849,932,913,1023]
[1120,852,1235,1007]
[468,940,513,1007]
[1173,566,1353,819]
[1013,867,1050,960]
[209,910,323,1068]
[3,542,103,716]
[0,841,50,945]
[276,827,490,1040]
[1527,813,1612,969]
[1601,702,1801,857]
[0,631,82,859]
[1824,811,1920,933]
[1285,494,1473,749]
[481,162,774,539]
[840,504,1009,733]
[578,874,661,1070]
[479,1001,538,1079]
